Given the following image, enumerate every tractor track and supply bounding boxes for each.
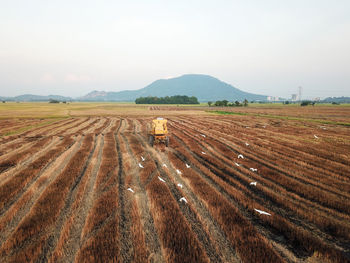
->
[121,128,164,263]
[171,122,350,252]
[183,117,350,178]
[0,136,83,248]
[134,119,229,263]
[174,119,345,197]
[171,121,350,217]
[60,118,96,136]
[170,127,349,261]
[115,118,136,262]
[36,134,99,263]
[0,136,62,214]
[169,132,296,262]
[0,115,348,262]
[77,119,122,250]
[0,118,72,146]
[0,136,56,183]
[49,119,115,262]
[53,134,105,263]
[38,118,113,262]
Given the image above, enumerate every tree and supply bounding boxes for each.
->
[135,95,199,104]
[214,100,223,106]
[301,100,312,106]
[235,101,241,106]
[243,99,248,107]
[208,101,212,107]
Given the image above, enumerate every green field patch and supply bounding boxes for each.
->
[1,118,66,137]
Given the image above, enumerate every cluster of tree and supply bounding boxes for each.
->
[49,99,67,104]
[300,100,316,106]
[135,95,199,104]
[208,99,248,107]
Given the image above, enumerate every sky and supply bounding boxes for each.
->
[0,0,349,99]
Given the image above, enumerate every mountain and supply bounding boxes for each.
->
[79,74,267,102]
[82,90,108,99]
[0,94,73,102]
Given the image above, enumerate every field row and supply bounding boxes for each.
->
[0,116,349,262]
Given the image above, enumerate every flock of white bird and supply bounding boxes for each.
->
[132,130,275,217]
[134,155,188,205]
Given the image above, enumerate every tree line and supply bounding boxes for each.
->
[135,95,199,104]
[208,99,249,107]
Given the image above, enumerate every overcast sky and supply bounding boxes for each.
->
[1,0,349,99]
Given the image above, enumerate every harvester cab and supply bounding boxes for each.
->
[149,117,169,147]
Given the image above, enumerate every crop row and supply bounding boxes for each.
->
[0,133,94,262]
[165,135,284,263]
[169,120,349,262]
[76,120,121,262]
[171,119,350,216]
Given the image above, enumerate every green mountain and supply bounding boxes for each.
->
[79,74,267,102]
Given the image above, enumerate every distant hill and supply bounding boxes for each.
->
[0,94,73,102]
[78,74,267,102]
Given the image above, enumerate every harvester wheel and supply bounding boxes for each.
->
[165,136,169,147]
[149,135,154,147]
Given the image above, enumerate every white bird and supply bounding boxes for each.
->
[138,163,144,168]
[176,169,182,175]
[200,134,206,137]
[246,126,250,128]
[245,142,249,146]
[314,135,319,139]
[185,163,190,168]
[201,151,206,155]
[262,125,266,128]
[141,156,145,161]
[179,197,188,203]
[254,209,271,216]
[250,182,257,186]
[158,176,165,183]
[250,168,257,172]
[238,154,244,159]
[235,162,240,167]
[162,163,167,168]
[127,187,134,193]
[177,183,183,188]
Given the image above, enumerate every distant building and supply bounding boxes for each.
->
[313,97,320,102]
[291,94,297,101]
[267,96,280,102]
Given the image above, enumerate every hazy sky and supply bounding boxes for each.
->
[1,0,349,99]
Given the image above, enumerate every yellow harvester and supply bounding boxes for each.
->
[149,117,169,147]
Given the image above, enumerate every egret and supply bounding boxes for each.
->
[254,209,271,216]
[179,197,188,203]
[158,176,166,183]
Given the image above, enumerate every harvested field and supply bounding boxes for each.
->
[0,106,349,262]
